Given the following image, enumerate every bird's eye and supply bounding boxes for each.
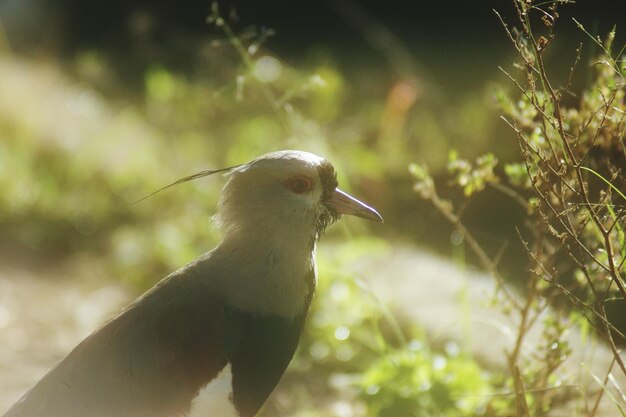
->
[285,176,313,194]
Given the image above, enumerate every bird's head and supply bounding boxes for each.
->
[214,150,382,243]
[134,150,382,316]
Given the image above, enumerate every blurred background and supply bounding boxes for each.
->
[1,0,625,416]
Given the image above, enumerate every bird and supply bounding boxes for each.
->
[3,150,383,417]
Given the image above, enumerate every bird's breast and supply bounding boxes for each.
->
[210,242,317,317]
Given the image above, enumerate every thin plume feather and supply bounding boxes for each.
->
[132,166,241,205]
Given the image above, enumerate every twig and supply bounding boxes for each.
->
[590,357,617,417]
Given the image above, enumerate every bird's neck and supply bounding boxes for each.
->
[208,224,317,318]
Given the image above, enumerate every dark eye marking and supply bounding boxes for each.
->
[317,162,338,201]
[285,176,313,194]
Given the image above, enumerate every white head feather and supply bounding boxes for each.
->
[214,150,331,242]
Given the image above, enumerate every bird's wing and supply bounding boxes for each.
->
[3,272,234,417]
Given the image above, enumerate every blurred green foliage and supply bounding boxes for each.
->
[288,240,500,416]
[360,346,489,417]
[0,28,508,279]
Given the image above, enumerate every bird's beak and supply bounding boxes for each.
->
[326,188,383,223]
